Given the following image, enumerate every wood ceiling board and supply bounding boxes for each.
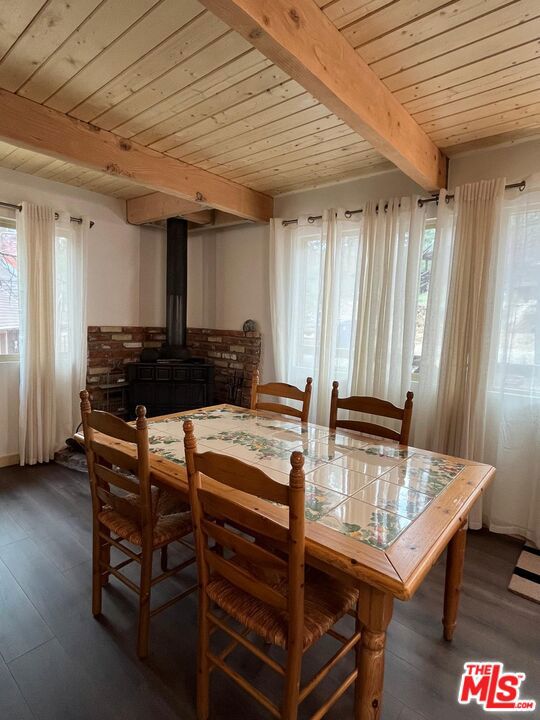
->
[382,17,540,92]
[87,19,239,130]
[343,0,451,50]
[43,0,203,114]
[249,151,392,191]
[317,0,395,28]
[220,124,357,179]
[350,0,512,61]
[262,160,396,195]
[0,0,103,92]
[199,0,446,189]
[414,75,540,125]
[227,137,376,186]
[183,112,348,173]
[395,41,540,107]
[369,1,538,79]
[444,126,540,155]
[402,56,540,115]
[421,90,540,134]
[166,96,325,162]
[148,78,307,156]
[0,1,46,59]
[118,54,272,141]
[434,109,540,148]
[0,89,273,221]
[17,0,161,103]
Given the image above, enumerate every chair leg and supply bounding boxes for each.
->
[91,520,103,616]
[197,590,211,720]
[100,527,111,587]
[282,644,302,720]
[137,549,153,659]
[160,545,168,572]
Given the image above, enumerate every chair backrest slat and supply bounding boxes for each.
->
[329,382,414,446]
[90,440,139,474]
[334,420,401,443]
[184,420,305,647]
[88,409,138,444]
[94,463,141,496]
[250,369,313,423]
[197,488,290,545]
[80,391,154,537]
[204,548,288,611]
[201,518,288,575]
[195,452,289,505]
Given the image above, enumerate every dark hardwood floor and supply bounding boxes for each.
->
[0,462,538,720]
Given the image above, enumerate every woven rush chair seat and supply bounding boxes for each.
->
[98,503,192,547]
[207,562,358,650]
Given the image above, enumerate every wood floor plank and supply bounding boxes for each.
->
[0,464,537,719]
[0,658,35,720]
[0,559,54,663]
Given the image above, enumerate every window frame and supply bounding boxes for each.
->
[0,213,19,362]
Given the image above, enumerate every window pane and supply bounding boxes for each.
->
[413,222,435,373]
[0,218,18,355]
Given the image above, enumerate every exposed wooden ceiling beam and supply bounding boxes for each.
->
[126,192,213,225]
[0,88,273,222]
[198,0,447,190]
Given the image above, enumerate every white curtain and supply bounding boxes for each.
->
[18,204,88,465]
[413,177,540,544]
[270,198,425,425]
[481,177,540,545]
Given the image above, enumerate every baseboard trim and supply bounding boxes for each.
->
[0,453,19,468]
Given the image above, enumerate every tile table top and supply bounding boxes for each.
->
[147,405,469,551]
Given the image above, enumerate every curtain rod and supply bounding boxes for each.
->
[281,180,526,226]
[0,200,95,228]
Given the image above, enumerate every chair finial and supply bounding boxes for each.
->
[183,419,197,450]
[290,450,305,488]
[80,389,91,414]
[135,405,147,430]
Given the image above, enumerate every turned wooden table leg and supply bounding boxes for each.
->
[355,584,393,720]
[443,519,468,641]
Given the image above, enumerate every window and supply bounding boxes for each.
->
[492,204,540,395]
[0,216,18,357]
[413,220,436,375]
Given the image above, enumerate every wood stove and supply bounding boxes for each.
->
[127,218,214,417]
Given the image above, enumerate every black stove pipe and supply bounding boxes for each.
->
[163,217,190,359]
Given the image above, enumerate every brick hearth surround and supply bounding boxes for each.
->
[87,326,261,409]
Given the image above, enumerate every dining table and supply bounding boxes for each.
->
[78,403,496,719]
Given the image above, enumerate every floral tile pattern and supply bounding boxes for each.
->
[355,479,432,519]
[379,465,451,497]
[300,440,346,463]
[307,464,374,496]
[304,482,347,521]
[330,451,403,478]
[320,498,410,549]
[144,405,471,551]
[148,433,187,466]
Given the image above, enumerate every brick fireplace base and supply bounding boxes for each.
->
[87,326,261,411]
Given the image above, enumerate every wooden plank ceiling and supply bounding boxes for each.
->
[0,0,537,201]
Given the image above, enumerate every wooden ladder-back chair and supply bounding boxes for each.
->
[80,390,197,658]
[250,369,313,422]
[329,382,414,446]
[184,420,360,720]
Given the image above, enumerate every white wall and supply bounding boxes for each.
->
[0,167,142,460]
